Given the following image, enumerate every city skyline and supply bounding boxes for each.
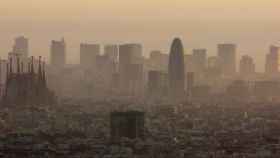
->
[0,36,280,72]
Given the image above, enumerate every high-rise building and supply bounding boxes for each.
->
[192,49,207,73]
[240,55,255,76]
[50,38,66,67]
[80,43,100,68]
[147,70,168,97]
[184,54,194,73]
[13,36,28,60]
[207,56,220,69]
[104,45,118,63]
[149,50,168,71]
[265,45,280,75]
[150,50,161,59]
[206,56,222,78]
[168,38,185,100]
[119,44,143,95]
[226,80,250,101]
[186,72,194,97]
[95,54,116,90]
[218,44,237,76]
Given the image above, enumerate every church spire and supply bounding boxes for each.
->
[38,56,42,78]
[42,60,46,87]
[17,55,20,74]
[9,57,13,74]
[28,62,31,73]
[5,62,10,97]
[6,63,9,81]
[31,56,34,74]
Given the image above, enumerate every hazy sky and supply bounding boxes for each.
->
[1,0,280,71]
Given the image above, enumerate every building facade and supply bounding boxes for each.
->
[104,44,119,63]
[168,38,185,101]
[265,45,280,75]
[80,43,100,68]
[119,44,143,95]
[110,111,145,140]
[2,56,55,106]
[13,36,28,59]
[50,38,66,67]
[192,49,207,74]
[240,55,255,76]
[218,44,237,76]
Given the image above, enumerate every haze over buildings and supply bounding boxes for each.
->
[2,1,280,157]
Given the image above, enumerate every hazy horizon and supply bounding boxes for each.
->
[1,0,280,71]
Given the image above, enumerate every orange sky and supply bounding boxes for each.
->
[1,0,279,19]
[0,0,280,71]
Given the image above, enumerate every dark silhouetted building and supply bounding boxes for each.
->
[80,43,100,68]
[218,44,236,76]
[168,38,185,101]
[110,111,145,140]
[240,55,255,76]
[50,38,66,67]
[2,56,55,106]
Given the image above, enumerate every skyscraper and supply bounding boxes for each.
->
[13,36,28,60]
[168,38,185,100]
[119,44,143,95]
[240,55,255,76]
[218,44,237,76]
[80,43,100,68]
[192,49,207,74]
[104,44,118,63]
[184,54,194,73]
[265,45,280,75]
[149,50,168,71]
[205,56,222,79]
[50,38,66,67]
[148,70,166,96]
[186,72,194,98]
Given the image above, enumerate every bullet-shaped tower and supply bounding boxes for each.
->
[168,38,185,101]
